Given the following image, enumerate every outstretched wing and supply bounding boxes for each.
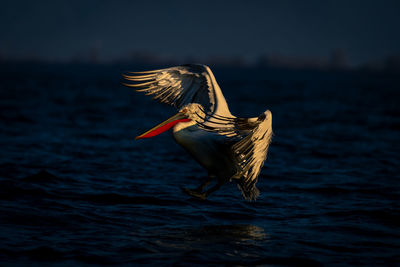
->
[197,109,273,200]
[232,110,273,191]
[123,64,232,116]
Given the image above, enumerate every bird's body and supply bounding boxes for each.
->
[173,123,237,181]
[124,64,272,201]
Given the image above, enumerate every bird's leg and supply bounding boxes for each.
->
[203,181,222,198]
[181,180,223,200]
[181,174,216,199]
[194,175,214,192]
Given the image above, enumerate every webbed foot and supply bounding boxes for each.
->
[181,187,207,200]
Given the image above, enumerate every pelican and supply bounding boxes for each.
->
[123,64,272,201]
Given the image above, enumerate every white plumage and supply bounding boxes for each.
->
[123,64,272,201]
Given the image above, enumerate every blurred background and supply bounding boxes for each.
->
[0,1,399,266]
[1,0,400,71]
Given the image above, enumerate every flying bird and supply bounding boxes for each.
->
[123,64,272,201]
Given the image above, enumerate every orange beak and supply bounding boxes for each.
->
[136,112,190,140]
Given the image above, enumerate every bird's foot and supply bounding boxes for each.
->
[181,187,207,200]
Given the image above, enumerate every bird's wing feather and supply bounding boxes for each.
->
[123,64,232,116]
[197,109,273,190]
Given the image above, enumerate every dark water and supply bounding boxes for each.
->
[0,62,399,266]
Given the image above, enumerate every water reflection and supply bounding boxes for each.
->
[142,224,267,252]
[187,224,267,242]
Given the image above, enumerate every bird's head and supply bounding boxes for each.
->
[178,103,205,122]
[135,103,205,140]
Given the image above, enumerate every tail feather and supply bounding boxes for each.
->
[237,180,260,201]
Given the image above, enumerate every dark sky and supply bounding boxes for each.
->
[1,0,399,65]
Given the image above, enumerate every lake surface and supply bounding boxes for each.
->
[0,62,399,266]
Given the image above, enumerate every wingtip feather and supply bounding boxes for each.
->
[129,69,162,74]
[122,80,154,87]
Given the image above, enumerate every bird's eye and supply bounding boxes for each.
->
[181,108,187,113]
